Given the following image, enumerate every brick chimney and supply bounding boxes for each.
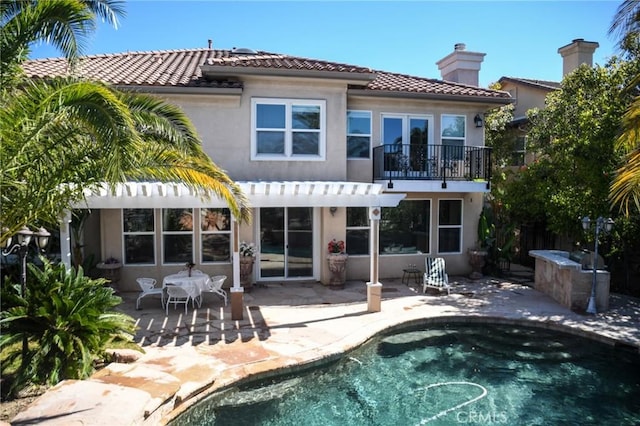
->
[436,43,486,86]
[557,38,599,76]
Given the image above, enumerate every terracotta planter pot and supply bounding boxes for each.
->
[240,257,255,291]
[468,249,487,280]
[327,253,348,288]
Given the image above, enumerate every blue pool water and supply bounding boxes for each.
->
[171,323,640,425]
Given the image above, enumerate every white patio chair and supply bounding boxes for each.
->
[423,257,451,295]
[165,283,195,314]
[136,278,164,310]
[204,275,228,306]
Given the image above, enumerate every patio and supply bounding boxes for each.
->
[9,274,640,425]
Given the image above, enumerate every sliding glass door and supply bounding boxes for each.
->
[259,207,313,280]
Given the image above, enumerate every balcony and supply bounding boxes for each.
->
[373,144,492,190]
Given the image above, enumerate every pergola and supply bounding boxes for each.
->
[62,181,405,317]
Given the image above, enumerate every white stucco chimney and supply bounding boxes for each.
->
[436,43,486,87]
[557,38,599,76]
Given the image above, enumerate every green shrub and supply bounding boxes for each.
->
[0,259,136,396]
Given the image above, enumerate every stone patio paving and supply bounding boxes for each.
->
[9,274,640,425]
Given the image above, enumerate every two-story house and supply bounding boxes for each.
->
[498,38,599,167]
[23,42,512,309]
[497,39,600,264]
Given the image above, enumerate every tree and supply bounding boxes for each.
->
[1,0,250,243]
[1,0,124,87]
[0,260,136,396]
[504,59,637,238]
[609,0,640,215]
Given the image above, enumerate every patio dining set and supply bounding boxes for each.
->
[135,271,228,315]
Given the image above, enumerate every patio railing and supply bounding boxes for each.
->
[372,144,492,185]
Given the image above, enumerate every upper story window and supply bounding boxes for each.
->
[441,115,466,160]
[200,208,231,263]
[347,110,371,159]
[382,114,431,148]
[252,98,326,161]
[162,209,193,264]
[511,136,526,166]
[123,209,155,265]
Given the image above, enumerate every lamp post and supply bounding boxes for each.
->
[2,226,51,365]
[581,216,613,315]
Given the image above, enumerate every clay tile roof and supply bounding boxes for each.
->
[499,76,561,91]
[365,71,509,99]
[204,50,373,74]
[22,48,511,101]
[23,48,241,88]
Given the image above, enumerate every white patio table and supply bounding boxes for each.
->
[162,272,210,308]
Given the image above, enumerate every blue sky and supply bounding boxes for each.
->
[29,1,621,87]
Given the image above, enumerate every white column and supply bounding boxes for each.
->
[367,207,382,312]
[232,217,241,289]
[230,215,244,320]
[59,211,72,269]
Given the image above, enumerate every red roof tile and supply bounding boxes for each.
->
[365,71,507,99]
[22,48,511,100]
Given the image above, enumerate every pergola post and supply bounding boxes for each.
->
[230,217,244,320]
[367,207,382,312]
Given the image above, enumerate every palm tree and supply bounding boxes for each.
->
[1,0,250,243]
[609,0,640,215]
[1,0,124,86]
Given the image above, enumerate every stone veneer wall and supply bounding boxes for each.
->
[529,250,610,312]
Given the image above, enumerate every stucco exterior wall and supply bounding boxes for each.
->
[164,76,348,182]
[501,82,551,119]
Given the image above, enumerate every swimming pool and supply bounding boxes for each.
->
[170,323,640,425]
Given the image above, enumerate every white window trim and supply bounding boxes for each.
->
[161,208,194,265]
[440,114,467,145]
[200,208,232,264]
[380,199,432,256]
[347,110,372,160]
[380,113,434,148]
[251,98,326,161]
[437,198,463,254]
[122,208,156,266]
[346,207,370,256]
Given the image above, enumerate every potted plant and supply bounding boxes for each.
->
[96,257,122,290]
[239,241,256,291]
[326,239,348,288]
[468,209,493,280]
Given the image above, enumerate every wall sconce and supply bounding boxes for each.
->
[329,207,338,216]
[474,114,484,128]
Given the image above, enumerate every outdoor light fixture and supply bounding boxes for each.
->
[581,216,614,314]
[474,114,484,128]
[329,207,338,216]
[2,225,50,365]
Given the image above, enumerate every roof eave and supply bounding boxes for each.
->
[348,88,513,105]
[114,85,243,96]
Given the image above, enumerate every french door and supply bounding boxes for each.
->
[258,207,314,280]
[382,115,431,176]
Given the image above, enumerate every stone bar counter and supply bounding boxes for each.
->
[529,250,610,313]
